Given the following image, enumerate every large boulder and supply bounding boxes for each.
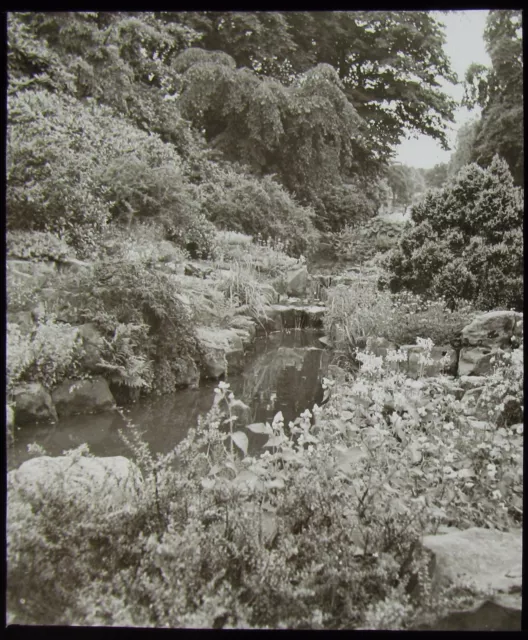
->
[458,347,496,377]
[8,455,144,513]
[196,327,245,379]
[461,310,522,350]
[13,383,58,425]
[51,377,116,417]
[419,527,522,631]
[365,336,398,358]
[286,266,309,297]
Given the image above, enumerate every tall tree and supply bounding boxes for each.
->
[164,11,458,160]
[447,118,481,178]
[463,10,523,186]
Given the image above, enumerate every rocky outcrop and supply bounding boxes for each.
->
[13,383,58,425]
[8,455,144,513]
[173,358,201,389]
[418,526,522,631]
[51,377,116,417]
[458,311,523,376]
[196,327,246,379]
[285,266,309,297]
[258,304,325,334]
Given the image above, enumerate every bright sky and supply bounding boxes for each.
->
[395,10,491,169]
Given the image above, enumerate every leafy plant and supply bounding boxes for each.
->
[384,156,523,310]
[7,230,74,262]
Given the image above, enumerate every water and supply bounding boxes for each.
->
[8,330,330,471]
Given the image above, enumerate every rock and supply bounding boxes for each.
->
[77,323,105,372]
[57,257,93,275]
[458,347,496,377]
[197,327,245,379]
[7,311,35,331]
[184,262,212,279]
[173,358,200,389]
[51,377,116,417]
[458,375,488,391]
[365,336,398,358]
[402,344,458,378]
[7,259,57,288]
[13,383,58,425]
[8,455,144,513]
[286,266,309,297]
[420,527,522,630]
[230,399,252,426]
[460,387,487,420]
[461,310,521,350]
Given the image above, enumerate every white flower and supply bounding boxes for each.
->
[273,411,284,425]
[515,424,523,435]
[218,381,230,390]
[300,409,312,420]
[443,421,455,431]
[491,489,502,500]
[312,403,322,415]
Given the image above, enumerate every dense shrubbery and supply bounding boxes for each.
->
[7,317,84,393]
[196,163,319,257]
[324,279,477,355]
[8,345,523,627]
[67,259,202,396]
[7,230,74,262]
[383,156,523,311]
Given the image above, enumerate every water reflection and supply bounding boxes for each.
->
[9,330,329,470]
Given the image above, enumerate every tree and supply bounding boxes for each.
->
[175,49,372,213]
[447,118,481,178]
[166,11,458,160]
[463,10,523,186]
[386,164,426,209]
[422,162,449,190]
[384,156,523,311]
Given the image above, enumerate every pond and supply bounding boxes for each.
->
[8,330,331,471]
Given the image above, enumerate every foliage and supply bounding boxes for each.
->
[7,316,84,392]
[384,157,524,311]
[387,164,426,209]
[8,340,522,626]
[7,230,74,262]
[167,11,458,158]
[69,259,202,396]
[384,292,477,347]
[463,10,523,186]
[447,118,480,178]
[196,163,319,255]
[420,163,448,190]
[176,49,371,206]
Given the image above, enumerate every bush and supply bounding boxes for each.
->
[7,230,74,262]
[9,345,522,627]
[384,156,523,310]
[7,89,209,258]
[70,259,202,396]
[197,164,319,257]
[7,316,84,392]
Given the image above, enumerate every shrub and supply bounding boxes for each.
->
[384,156,523,310]
[7,316,84,392]
[9,346,522,627]
[7,230,74,262]
[7,89,209,258]
[197,164,319,257]
[70,259,202,396]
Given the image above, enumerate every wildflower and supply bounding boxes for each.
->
[273,411,284,425]
[312,403,322,415]
[300,409,312,420]
[321,377,335,390]
[491,489,502,500]
[486,463,497,478]
[218,381,230,390]
[444,451,455,463]
[515,424,523,435]
[443,421,455,431]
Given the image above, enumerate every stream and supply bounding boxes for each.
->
[8,330,331,471]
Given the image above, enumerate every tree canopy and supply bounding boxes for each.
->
[463,10,523,186]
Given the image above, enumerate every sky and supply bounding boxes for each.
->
[395,10,491,169]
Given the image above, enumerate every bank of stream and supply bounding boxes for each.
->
[8,330,330,471]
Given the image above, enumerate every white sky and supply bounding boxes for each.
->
[395,10,491,169]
